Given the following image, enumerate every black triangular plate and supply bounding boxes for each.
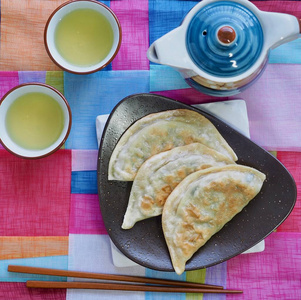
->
[97,93,296,272]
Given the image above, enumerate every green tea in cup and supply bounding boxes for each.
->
[0,83,72,159]
[55,8,114,67]
[5,92,64,150]
[45,0,122,74]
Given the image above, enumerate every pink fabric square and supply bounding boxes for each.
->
[238,64,301,151]
[69,194,107,235]
[226,232,301,300]
[0,149,71,236]
[0,282,66,299]
[0,71,19,99]
[276,151,301,233]
[110,0,149,70]
[151,89,224,105]
[253,0,301,16]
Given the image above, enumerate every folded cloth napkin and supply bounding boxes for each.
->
[96,99,265,267]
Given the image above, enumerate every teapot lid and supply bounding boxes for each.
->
[186,1,263,78]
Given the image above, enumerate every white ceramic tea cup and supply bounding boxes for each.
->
[44,0,122,74]
[0,83,72,159]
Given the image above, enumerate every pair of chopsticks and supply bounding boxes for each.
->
[8,265,242,294]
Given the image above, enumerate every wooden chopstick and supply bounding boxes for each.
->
[26,281,243,294]
[8,265,223,290]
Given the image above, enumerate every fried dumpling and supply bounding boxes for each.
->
[162,165,266,275]
[108,109,238,181]
[122,143,235,229]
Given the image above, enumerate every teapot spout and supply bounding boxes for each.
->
[260,11,300,50]
[147,27,193,70]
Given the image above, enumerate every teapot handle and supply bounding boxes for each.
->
[147,27,194,70]
[260,11,301,50]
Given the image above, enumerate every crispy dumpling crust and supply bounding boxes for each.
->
[108,109,238,181]
[162,165,266,275]
[122,143,235,229]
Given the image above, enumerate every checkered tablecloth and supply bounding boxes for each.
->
[0,1,300,299]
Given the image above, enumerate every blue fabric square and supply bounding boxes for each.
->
[64,70,149,149]
[71,171,98,194]
[149,0,196,45]
[145,269,186,300]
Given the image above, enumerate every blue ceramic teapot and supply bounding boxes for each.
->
[147,0,301,96]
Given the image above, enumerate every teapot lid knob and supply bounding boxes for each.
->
[217,26,236,45]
